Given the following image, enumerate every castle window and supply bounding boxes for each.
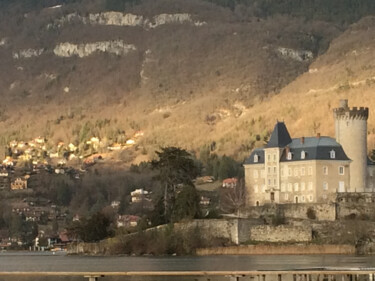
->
[301,151,306,159]
[308,182,313,190]
[273,167,277,173]
[294,183,299,191]
[281,183,286,192]
[261,170,265,178]
[288,183,292,192]
[323,182,328,190]
[267,154,271,162]
[287,152,292,160]
[268,179,271,186]
[323,166,328,175]
[273,154,276,161]
[301,182,305,191]
[254,185,258,193]
[288,168,292,176]
[330,150,336,159]
[261,185,265,193]
[254,154,259,163]
[309,195,313,202]
[301,167,305,175]
[284,193,289,200]
[339,166,344,175]
[268,167,271,174]
[301,195,305,202]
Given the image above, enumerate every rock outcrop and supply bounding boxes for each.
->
[277,47,313,62]
[47,12,205,30]
[53,40,137,58]
[13,48,44,59]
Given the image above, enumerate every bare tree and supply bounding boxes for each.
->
[220,179,246,217]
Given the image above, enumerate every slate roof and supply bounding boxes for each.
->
[279,137,350,162]
[266,122,292,148]
[244,123,351,165]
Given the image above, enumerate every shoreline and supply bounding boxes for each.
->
[196,244,356,256]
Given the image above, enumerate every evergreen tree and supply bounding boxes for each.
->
[151,147,200,223]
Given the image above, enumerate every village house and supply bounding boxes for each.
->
[117,215,140,228]
[130,188,149,203]
[11,177,28,190]
[222,178,238,188]
[244,100,375,206]
[199,196,211,206]
[2,157,14,167]
[111,200,121,208]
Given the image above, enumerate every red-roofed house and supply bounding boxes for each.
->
[222,178,238,188]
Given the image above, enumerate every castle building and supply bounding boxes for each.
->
[244,100,375,206]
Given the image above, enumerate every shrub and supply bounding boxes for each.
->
[306,207,316,220]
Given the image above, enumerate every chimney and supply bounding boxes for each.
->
[316,133,321,138]
[285,146,290,154]
[300,137,305,144]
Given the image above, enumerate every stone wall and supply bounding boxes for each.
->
[244,203,336,221]
[67,219,255,255]
[174,219,255,244]
[280,203,336,221]
[249,225,312,242]
[337,202,375,220]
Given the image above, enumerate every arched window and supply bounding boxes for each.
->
[301,150,306,159]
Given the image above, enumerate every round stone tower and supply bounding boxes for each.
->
[333,99,369,192]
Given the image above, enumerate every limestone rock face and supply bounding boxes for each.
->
[148,13,205,28]
[53,40,137,58]
[87,12,144,27]
[277,47,313,62]
[13,48,44,59]
[48,12,205,29]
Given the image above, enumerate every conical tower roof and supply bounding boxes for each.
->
[266,122,292,148]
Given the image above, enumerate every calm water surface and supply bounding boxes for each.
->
[0,252,375,272]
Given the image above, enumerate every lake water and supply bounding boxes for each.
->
[1,252,375,271]
[0,252,375,281]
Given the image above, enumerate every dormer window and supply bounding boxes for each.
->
[301,150,306,160]
[254,154,259,163]
[330,150,336,159]
[287,152,292,160]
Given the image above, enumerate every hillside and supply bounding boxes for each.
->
[0,0,374,161]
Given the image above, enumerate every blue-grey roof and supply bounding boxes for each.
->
[244,148,265,164]
[279,136,350,162]
[244,135,351,165]
[266,122,292,148]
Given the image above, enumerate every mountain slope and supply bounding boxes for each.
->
[0,0,374,161]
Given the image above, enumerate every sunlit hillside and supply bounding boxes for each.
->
[0,0,374,162]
